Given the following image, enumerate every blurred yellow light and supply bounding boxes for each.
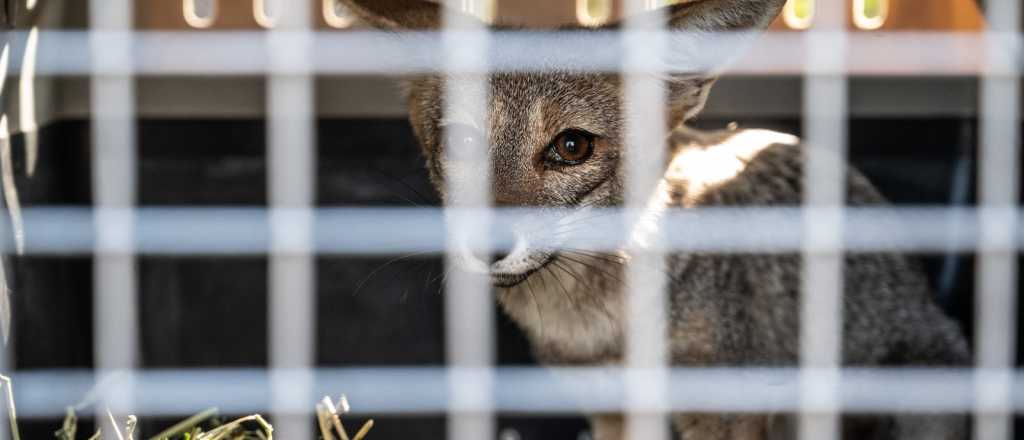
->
[853,0,888,30]
[783,0,815,30]
[643,0,687,10]
[460,0,496,24]
[183,0,217,29]
[254,0,276,28]
[576,0,613,27]
[323,0,356,28]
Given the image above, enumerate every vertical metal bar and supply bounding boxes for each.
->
[976,0,1021,438]
[799,1,847,440]
[90,0,137,436]
[623,2,668,439]
[443,2,494,440]
[0,44,12,369]
[267,0,315,438]
[0,117,12,440]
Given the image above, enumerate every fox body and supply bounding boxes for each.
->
[339,1,969,438]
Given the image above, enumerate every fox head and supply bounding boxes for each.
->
[340,0,785,287]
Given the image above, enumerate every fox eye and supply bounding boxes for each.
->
[547,129,595,165]
[442,123,484,160]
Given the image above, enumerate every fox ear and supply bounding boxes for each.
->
[667,76,717,125]
[337,0,481,30]
[616,0,786,33]
[659,0,787,32]
[615,0,786,125]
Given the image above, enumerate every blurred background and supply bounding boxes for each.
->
[0,0,1017,438]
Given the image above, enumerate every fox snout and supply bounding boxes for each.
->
[452,213,556,288]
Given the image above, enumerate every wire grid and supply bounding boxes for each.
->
[8,0,1020,439]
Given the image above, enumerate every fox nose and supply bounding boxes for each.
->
[486,223,517,266]
[490,251,509,265]
[462,219,518,268]
[468,248,509,267]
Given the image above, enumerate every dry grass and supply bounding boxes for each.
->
[0,375,373,440]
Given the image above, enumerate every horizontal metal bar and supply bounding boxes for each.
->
[8,206,1022,255]
[11,30,1022,76]
[10,367,1024,417]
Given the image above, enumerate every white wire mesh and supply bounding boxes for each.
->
[6,366,1024,417]
[88,1,138,437]
[10,30,1021,76]
[442,3,495,440]
[267,0,316,438]
[13,206,1024,255]
[976,0,1021,438]
[2,0,1019,439]
[798,1,847,439]
[622,1,669,439]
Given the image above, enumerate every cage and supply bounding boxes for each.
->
[0,0,1016,439]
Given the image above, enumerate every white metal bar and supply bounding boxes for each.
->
[623,2,669,439]
[267,0,315,439]
[0,120,13,440]
[11,206,1024,255]
[89,1,138,436]
[442,3,494,440]
[10,366,1024,417]
[9,30,1024,77]
[976,0,1021,438]
[799,1,847,440]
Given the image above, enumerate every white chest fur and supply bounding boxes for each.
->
[497,255,626,362]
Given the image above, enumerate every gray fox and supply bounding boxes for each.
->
[338,1,970,438]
